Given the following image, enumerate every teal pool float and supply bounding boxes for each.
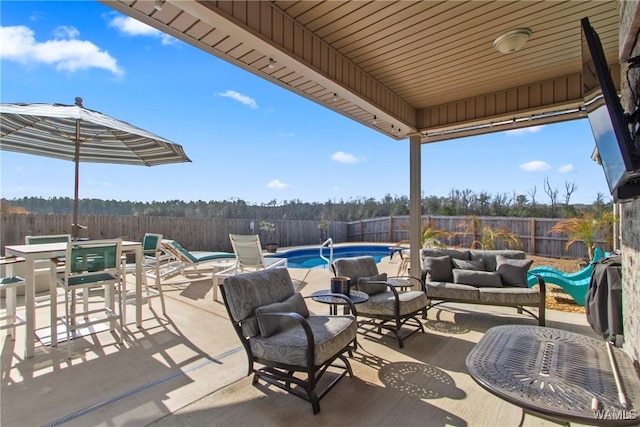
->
[526,248,604,307]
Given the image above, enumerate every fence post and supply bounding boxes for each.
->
[389,216,393,242]
[530,218,536,255]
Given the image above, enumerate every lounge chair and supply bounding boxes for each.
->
[160,239,235,279]
[332,255,428,348]
[219,268,357,414]
[212,234,288,302]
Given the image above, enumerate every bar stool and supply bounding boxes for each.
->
[0,256,27,340]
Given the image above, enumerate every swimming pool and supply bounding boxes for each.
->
[271,244,392,269]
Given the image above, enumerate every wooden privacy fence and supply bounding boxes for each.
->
[0,214,348,253]
[347,215,610,259]
[1,214,608,259]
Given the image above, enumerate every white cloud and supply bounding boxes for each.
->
[505,125,545,136]
[218,90,258,109]
[0,25,124,76]
[558,164,575,173]
[53,26,79,39]
[107,15,175,46]
[519,160,551,172]
[331,151,363,164]
[266,179,289,190]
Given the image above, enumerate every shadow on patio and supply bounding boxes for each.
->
[1,258,598,427]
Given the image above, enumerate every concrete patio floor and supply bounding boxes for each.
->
[1,255,601,427]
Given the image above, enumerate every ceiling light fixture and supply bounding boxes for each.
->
[373,115,377,125]
[154,0,165,11]
[333,93,337,102]
[493,28,531,54]
[268,58,275,69]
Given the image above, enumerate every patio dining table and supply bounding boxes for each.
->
[4,240,143,358]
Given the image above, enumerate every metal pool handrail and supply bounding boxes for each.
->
[319,238,334,268]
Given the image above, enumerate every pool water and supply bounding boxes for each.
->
[271,244,391,269]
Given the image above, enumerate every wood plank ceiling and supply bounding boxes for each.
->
[101,0,622,143]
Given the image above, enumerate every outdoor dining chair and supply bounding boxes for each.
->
[124,233,168,316]
[219,268,357,414]
[53,239,125,358]
[24,234,72,306]
[0,256,26,340]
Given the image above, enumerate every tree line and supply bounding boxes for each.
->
[2,186,611,221]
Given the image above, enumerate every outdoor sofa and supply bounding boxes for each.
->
[420,248,546,326]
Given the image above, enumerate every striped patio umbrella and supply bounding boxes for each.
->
[0,98,192,239]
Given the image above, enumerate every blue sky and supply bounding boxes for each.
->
[1,1,611,205]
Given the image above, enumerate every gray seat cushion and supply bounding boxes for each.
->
[452,269,503,287]
[421,248,471,262]
[425,281,480,301]
[451,259,486,271]
[250,315,357,366]
[478,286,540,306]
[422,255,453,282]
[356,290,427,317]
[332,256,378,282]
[470,250,525,272]
[356,273,388,295]
[222,268,296,337]
[495,256,533,288]
[255,293,310,338]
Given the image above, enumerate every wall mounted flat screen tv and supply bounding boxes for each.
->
[581,17,640,201]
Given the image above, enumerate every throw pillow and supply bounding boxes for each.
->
[255,293,310,338]
[422,255,453,282]
[357,273,388,295]
[453,269,503,288]
[496,255,534,288]
[451,258,485,271]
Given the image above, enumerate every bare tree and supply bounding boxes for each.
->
[544,177,559,216]
[527,186,537,209]
[563,181,577,208]
[460,188,474,214]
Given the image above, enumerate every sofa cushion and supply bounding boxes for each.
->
[357,273,388,295]
[332,256,379,283]
[453,269,503,288]
[357,290,427,317]
[496,256,533,288]
[425,281,480,301]
[478,286,540,306]
[452,258,485,271]
[421,248,470,261]
[470,250,525,272]
[422,255,453,282]
[255,293,310,338]
[250,314,357,366]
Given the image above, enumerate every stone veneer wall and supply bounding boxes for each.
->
[619,1,640,364]
[620,201,640,362]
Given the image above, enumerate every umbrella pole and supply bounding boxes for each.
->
[73,119,80,241]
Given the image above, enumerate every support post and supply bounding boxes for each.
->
[409,134,422,276]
